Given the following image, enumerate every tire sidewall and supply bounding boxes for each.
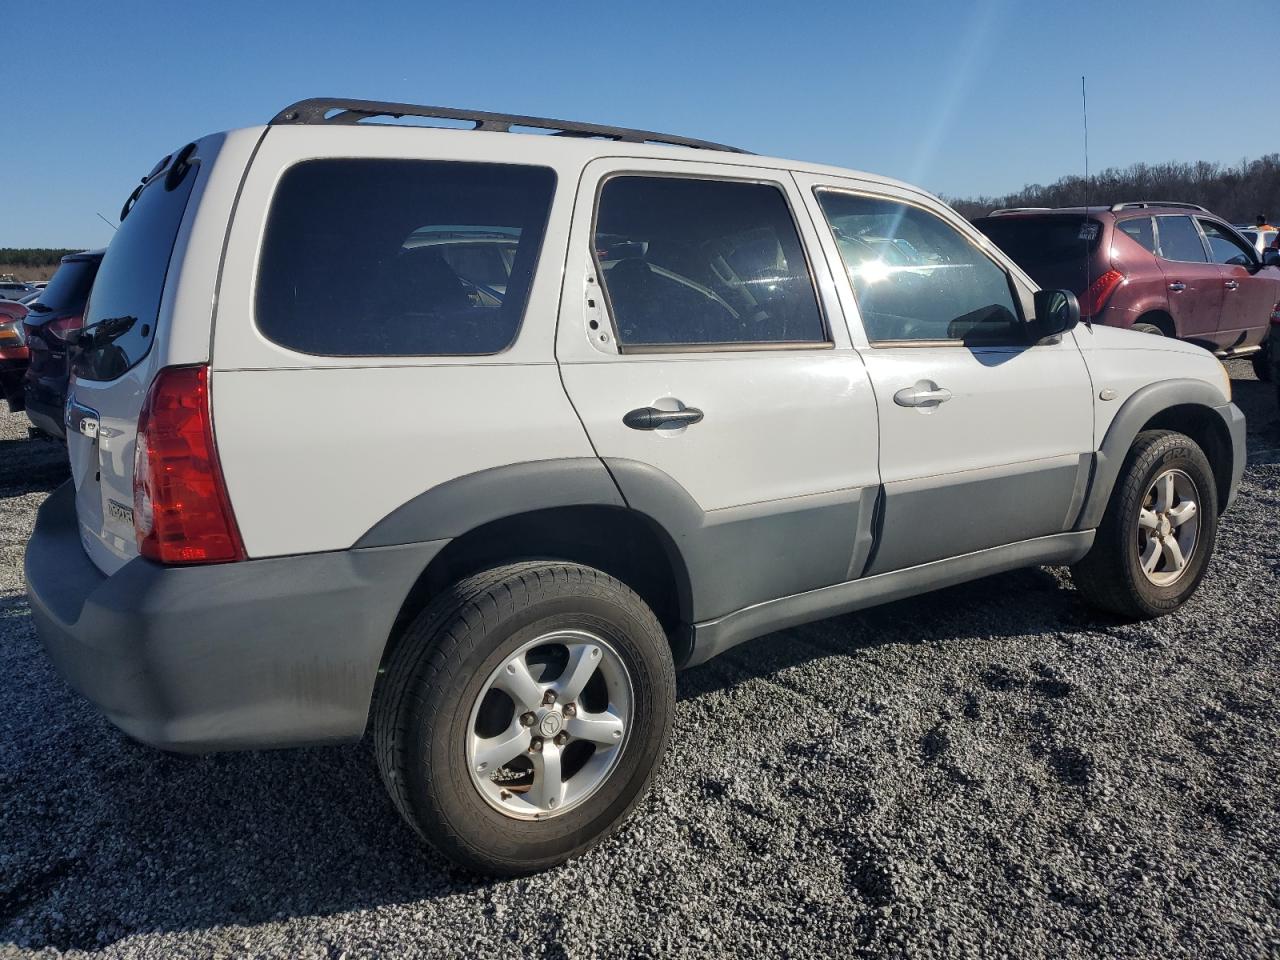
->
[406,582,674,869]
[1119,439,1217,614]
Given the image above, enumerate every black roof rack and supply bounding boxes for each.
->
[987,207,1055,216]
[269,98,750,154]
[1109,201,1209,213]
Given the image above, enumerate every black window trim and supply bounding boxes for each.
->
[813,186,1030,349]
[1152,213,1212,265]
[589,170,834,355]
[252,157,559,359]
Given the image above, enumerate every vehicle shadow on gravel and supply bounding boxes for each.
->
[0,436,68,498]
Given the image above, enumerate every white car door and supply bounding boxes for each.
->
[796,173,1095,575]
[555,158,881,623]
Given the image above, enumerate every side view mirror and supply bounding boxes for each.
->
[1031,289,1080,339]
[1262,249,1280,267]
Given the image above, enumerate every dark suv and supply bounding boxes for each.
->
[974,203,1280,374]
[22,250,104,438]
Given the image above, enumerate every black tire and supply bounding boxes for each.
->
[1071,430,1218,619]
[1131,322,1165,336]
[374,562,675,875]
[1251,348,1272,382]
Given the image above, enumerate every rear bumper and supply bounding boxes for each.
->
[24,482,446,752]
[23,391,64,439]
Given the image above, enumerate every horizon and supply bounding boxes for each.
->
[5,0,1277,248]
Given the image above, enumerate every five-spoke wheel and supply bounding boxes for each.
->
[1135,468,1200,586]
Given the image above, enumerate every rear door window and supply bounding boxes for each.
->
[1155,216,1209,263]
[73,167,198,381]
[1117,217,1156,253]
[592,175,826,348]
[255,160,556,356]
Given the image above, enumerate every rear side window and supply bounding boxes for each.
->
[73,167,198,382]
[1117,217,1156,253]
[1155,216,1208,263]
[256,160,556,356]
[593,176,826,348]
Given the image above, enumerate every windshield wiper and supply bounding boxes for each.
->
[75,314,137,349]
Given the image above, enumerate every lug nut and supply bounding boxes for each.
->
[530,738,543,753]
[554,732,569,746]
[563,704,577,718]
[520,712,536,727]
[542,690,557,705]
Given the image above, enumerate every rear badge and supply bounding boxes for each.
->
[107,499,134,526]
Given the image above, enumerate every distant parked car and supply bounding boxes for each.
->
[0,279,36,301]
[0,299,30,411]
[974,203,1280,380]
[22,250,104,438]
[1237,225,1278,256]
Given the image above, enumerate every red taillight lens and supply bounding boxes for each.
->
[1081,269,1125,319]
[133,365,245,565]
[45,314,84,341]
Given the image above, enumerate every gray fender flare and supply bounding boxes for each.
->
[354,458,626,547]
[1074,378,1240,530]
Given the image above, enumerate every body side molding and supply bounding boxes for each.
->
[684,530,1096,667]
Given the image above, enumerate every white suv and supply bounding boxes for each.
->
[25,98,1246,875]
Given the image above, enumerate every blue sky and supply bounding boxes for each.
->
[5,0,1277,248]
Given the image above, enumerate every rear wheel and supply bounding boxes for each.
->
[1072,430,1217,619]
[1132,322,1165,336]
[374,562,675,875]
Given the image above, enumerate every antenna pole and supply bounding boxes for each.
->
[95,212,117,232]
[1081,75,1092,328]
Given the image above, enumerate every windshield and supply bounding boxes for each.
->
[973,217,1104,272]
[72,164,198,382]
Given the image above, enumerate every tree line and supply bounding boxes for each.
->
[0,249,82,269]
[946,154,1280,223]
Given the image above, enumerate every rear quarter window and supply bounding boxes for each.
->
[254,159,557,357]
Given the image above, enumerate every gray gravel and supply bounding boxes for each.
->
[2,364,1278,959]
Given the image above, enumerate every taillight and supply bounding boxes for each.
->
[1270,302,1280,326]
[0,318,26,359]
[45,314,84,341]
[1081,269,1125,319]
[133,365,245,564]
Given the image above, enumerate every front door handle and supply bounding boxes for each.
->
[623,406,704,430]
[1224,279,1239,290]
[894,380,952,409]
[1168,281,1187,292]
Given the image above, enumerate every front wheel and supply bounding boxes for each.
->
[1072,430,1218,619]
[374,562,675,875]
[1251,347,1272,382]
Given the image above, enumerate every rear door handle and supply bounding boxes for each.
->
[623,406,704,430]
[893,380,952,409]
[1168,281,1187,292]
[1224,279,1239,290]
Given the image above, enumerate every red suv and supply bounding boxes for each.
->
[974,203,1280,377]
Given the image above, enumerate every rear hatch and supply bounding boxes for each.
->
[972,215,1107,295]
[65,154,202,575]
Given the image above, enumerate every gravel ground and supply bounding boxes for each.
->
[1,363,1277,959]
